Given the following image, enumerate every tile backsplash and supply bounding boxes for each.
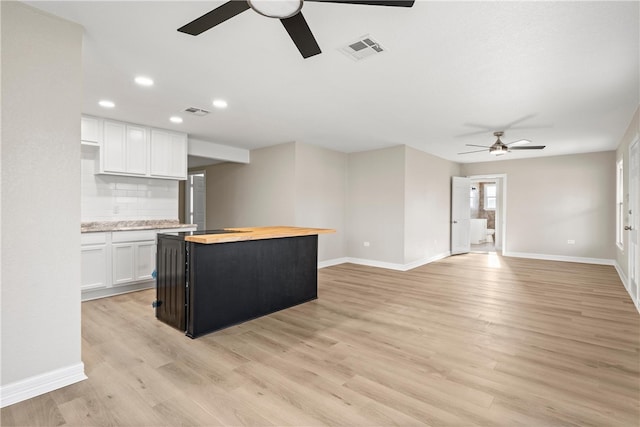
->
[81,146,178,221]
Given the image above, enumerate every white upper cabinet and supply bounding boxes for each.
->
[81,116,101,146]
[125,125,148,175]
[102,120,127,173]
[89,115,186,180]
[102,121,148,176]
[150,129,187,180]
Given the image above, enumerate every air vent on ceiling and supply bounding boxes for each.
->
[184,107,210,116]
[339,35,385,61]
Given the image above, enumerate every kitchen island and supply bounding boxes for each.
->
[155,226,335,338]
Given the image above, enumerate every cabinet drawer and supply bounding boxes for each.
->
[112,230,157,243]
[81,232,107,245]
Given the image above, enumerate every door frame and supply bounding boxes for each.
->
[468,174,507,253]
[185,170,207,230]
[628,137,639,308]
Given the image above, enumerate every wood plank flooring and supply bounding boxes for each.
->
[2,253,639,426]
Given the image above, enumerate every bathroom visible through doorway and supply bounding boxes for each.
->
[469,175,505,253]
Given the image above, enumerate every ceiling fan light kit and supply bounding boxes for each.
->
[247,0,303,19]
[178,0,415,59]
[458,131,546,156]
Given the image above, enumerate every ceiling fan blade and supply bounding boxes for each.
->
[465,144,491,148]
[306,0,415,6]
[502,113,537,129]
[280,12,321,59]
[458,149,489,155]
[509,146,546,150]
[178,1,250,36]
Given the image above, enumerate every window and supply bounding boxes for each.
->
[484,183,497,210]
[616,159,624,249]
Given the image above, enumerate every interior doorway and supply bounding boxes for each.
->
[469,174,506,253]
[185,171,206,231]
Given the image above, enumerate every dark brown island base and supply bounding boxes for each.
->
[155,226,335,338]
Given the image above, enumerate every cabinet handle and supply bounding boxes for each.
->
[624,225,633,231]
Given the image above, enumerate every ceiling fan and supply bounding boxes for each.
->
[458,131,546,156]
[177,0,415,59]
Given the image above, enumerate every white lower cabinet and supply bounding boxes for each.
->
[112,243,135,285]
[81,245,108,291]
[111,230,157,287]
[81,227,195,300]
[81,232,108,291]
[112,241,156,286]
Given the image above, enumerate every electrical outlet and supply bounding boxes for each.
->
[567,239,575,244]
[363,241,370,247]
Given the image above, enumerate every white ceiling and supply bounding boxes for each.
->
[27,1,639,163]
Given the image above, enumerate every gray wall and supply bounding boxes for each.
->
[462,152,616,260]
[615,107,639,275]
[294,143,347,262]
[404,147,461,263]
[347,146,406,264]
[204,143,461,267]
[203,142,348,262]
[1,1,83,386]
[204,142,296,228]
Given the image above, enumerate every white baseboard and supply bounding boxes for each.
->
[614,261,640,314]
[503,251,615,266]
[320,252,451,272]
[1,362,87,408]
[318,257,349,269]
[82,281,154,302]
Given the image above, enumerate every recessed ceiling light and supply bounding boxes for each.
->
[135,76,154,86]
[98,100,115,108]
[212,99,228,109]
[170,116,183,123]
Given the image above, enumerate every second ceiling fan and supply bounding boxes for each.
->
[178,0,415,59]
[458,131,546,156]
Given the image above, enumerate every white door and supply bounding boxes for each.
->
[451,176,471,255]
[629,139,639,304]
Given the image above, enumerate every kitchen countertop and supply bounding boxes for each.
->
[180,226,335,244]
[81,220,196,233]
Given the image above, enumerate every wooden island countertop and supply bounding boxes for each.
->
[184,226,335,244]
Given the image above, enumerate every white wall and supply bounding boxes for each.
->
[81,147,178,221]
[404,146,461,264]
[346,146,406,264]
[294,143,347,262]
[1,1,85,404]
[462,151,617,261]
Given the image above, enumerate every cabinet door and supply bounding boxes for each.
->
[103,120,126,173]
[81,116,100,144]
[112,243,135,285]
[135,242,156,281]
[150,129,170,177]
[126,125,148,175]
[168,133,187,179]
[81,245,107,291]
[150,129,187,179]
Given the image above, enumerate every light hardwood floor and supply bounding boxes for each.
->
[2,253,639,426]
